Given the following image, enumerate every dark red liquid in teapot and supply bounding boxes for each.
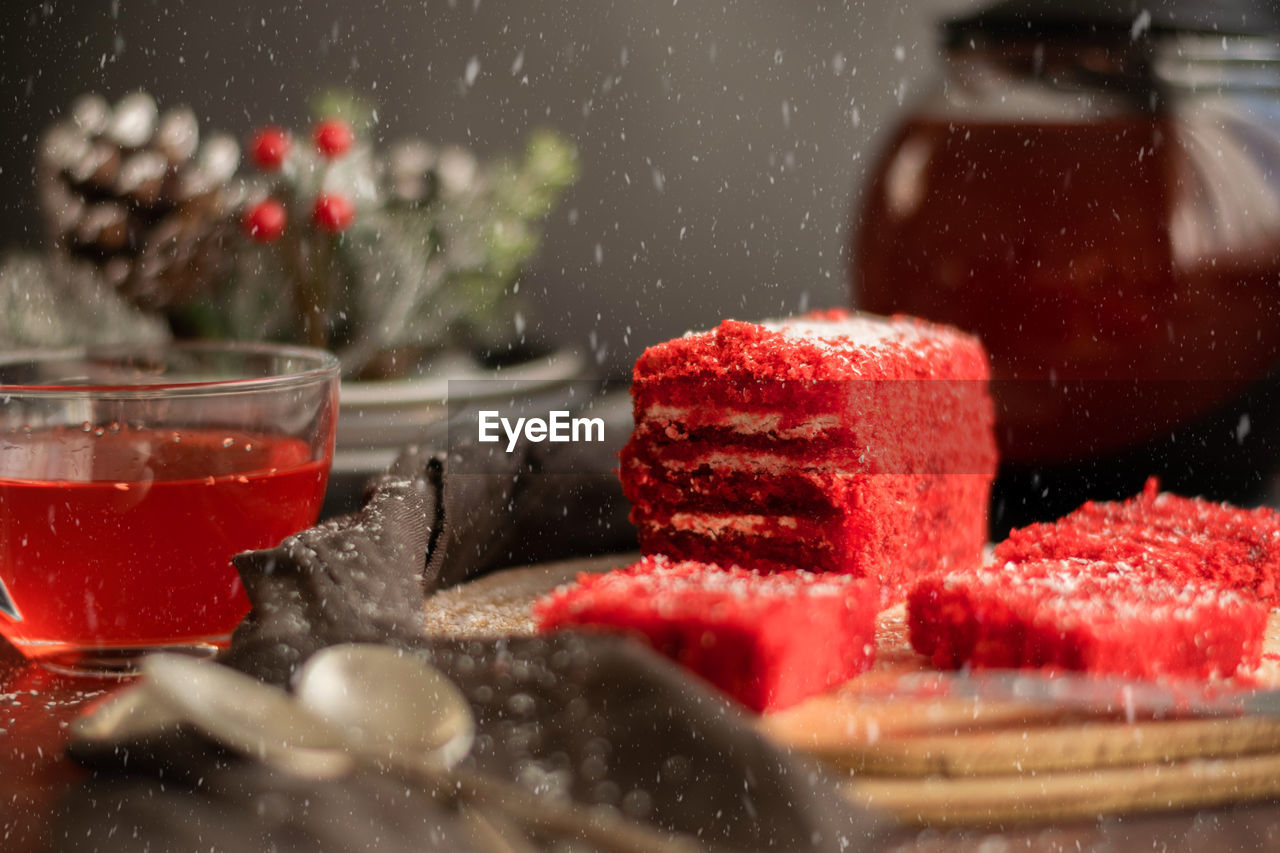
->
[856,116,1280,466]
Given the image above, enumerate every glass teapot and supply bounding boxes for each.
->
[854,0,1280,532]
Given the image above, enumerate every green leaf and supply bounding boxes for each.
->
[308,89,378,135]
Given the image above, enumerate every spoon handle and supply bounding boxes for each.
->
[457,803,541,853]
[411,759,700,853]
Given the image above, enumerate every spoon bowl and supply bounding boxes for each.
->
[294,643,476,772]
[141,654,355,779]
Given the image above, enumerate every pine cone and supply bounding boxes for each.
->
[37,92,241,311]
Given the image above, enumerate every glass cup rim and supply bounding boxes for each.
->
[0,340,341,398]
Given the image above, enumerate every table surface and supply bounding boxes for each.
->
[6,623,1280,852]
[0,642,121,853]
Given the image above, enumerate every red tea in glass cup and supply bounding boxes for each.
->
[0,343,339,675]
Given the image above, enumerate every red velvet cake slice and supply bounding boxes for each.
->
[533,555,880,712]
[620,309,997,595]
[908,559,1267,679]
[994,478,1280,604]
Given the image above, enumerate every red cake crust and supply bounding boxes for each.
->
[630,309,992,387]
[533,556,880,712]
[993,478,1280,604]
[620,310,998,594]
[908,559,1267,680]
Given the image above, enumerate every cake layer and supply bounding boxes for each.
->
[908,559,1267,679]
[620,454,849,517]
[630,384,995,477]
[630,473,991,594]
[994,478,1280,604]
[533,555,880,711]
[635,521,842,577]
[624,426,996,479]
[634,381,995,428]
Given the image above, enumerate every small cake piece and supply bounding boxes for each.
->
[620,309,998,596]
[533,555,880,712]
[908,559,1267,679]
[994,478,1280,603]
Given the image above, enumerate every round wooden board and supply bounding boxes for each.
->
[421,554,1280,825]
[845,750,1280,826]
[422,553,624,638]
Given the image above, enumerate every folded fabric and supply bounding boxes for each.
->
[398,387,639,591]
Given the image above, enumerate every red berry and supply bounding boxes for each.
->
[312,193,354,232]
[313,119,354,158]
[242,199,287,242]
[250,127,291,170]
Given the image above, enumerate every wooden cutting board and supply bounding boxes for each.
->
[421,554,1280,825]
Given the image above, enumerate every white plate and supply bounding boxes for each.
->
[333,347,586,475]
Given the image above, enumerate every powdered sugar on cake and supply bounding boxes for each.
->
[759,313,932,351]
[994,478,1280,604]
[940,559,1257,627]
[543,555,865,604]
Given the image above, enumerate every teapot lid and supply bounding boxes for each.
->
[944,0,1280,45]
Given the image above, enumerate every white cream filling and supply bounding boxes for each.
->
[666,511,801,539]
[653,450,866,476]
[640,405,841,439]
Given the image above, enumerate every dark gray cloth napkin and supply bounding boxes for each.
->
[59,390,888,852]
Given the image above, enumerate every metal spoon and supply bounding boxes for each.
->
[141,653,355,779]
[72,680,184,743]
[77,647,696,853]
[292,643,475,774]
[293,644,699,853]
[74,650,460,783]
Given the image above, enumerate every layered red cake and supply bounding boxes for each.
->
[534,556,880,711]
[994,478,1280,604]
[620,310,997,595]
[908,558,1267,679]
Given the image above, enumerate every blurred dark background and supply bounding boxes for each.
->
[0,0,969,374]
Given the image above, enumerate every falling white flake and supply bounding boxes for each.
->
[1131,10,1152,40]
